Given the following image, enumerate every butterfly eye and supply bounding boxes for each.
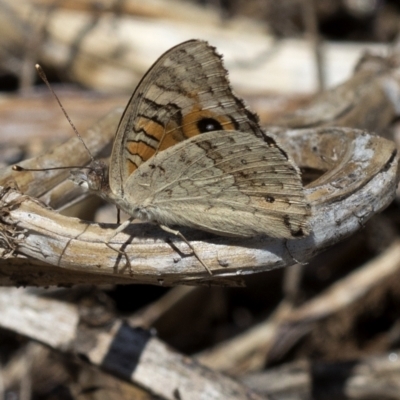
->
[197,117,223,133]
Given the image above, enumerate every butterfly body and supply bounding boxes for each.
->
[74,40,311,241]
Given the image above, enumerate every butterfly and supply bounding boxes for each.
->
[72,40,311,272]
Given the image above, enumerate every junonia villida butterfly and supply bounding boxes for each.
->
[72,39,311,272]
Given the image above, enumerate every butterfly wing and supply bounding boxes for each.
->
[110,40,262,197]
[122,130,310,239]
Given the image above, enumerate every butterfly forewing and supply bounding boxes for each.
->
[124,130,310,239]
[110,40,261,197]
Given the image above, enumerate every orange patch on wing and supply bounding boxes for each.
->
[126,141,157,162]
[124,104,237,176]
[181,105,235,137]
[125,117,172,174]
[157,105,236,152]
[136,116,166,142]
[157,131,182,151]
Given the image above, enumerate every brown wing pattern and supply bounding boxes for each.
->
[109,40,262,196]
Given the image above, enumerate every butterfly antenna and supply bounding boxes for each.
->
[35,64,95,163]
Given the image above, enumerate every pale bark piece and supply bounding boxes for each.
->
[0,125,397,285]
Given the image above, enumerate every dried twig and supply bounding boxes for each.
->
[197,240,400,375]
[242,353,400,399]
[0,126,397,284]
[0,287,268,400]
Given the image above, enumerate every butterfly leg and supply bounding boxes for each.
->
[159,224,212,275]
[104,218,134,274]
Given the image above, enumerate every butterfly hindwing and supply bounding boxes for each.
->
[123,130,310,239]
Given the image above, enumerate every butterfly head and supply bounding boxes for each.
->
[70,160,110,197]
